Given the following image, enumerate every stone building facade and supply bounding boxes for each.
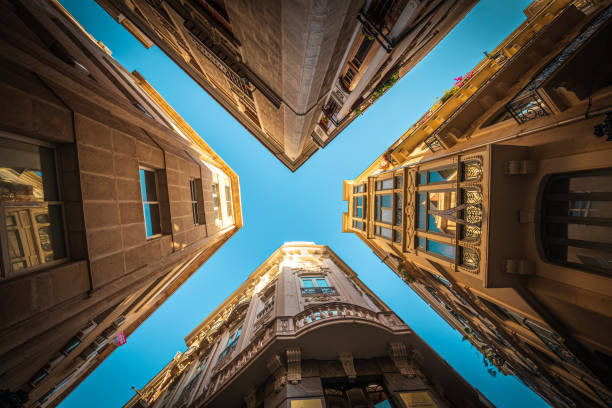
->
[0,1,241,407]
[94,0,478,171]
[342,1,612,407]
[122,242,494,408]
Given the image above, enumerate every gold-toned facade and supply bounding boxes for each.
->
[343,1,612,407]
[94,0,478,171]
[0,1,241,407]
[123,242,494,408]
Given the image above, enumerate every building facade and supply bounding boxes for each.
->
[343,0,612,407]
[123,242,494,408]
[94,0,478,171]
[0,1,242,407]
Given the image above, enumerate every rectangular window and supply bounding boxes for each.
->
[140,168,161,237]
[211,183,221,220]
[375,225,392,240]
[353,196,364,218]
[393,230,402,243]
[427,191,457,236]
[1,137,66,276]
[375,194,392,223]
[353,184,365,194]
[418,171,427,185]
[189,179,200,225]
[428,165,457,183]
[224,185,232,217]
[375,178,393,191]
[394,193,402,226]
[427,239,456,260]
[394,175,403,188]
[417,193,427,229]
[351,37,374,68]
[417,236,426,249]
[352,220,364,230]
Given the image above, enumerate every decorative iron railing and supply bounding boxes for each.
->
[300,286,338,296]
[199,303,409,405]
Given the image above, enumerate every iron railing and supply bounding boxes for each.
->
[301,286,337,296]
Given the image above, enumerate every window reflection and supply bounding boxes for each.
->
[1,138,65,274]
[427,191,457,235]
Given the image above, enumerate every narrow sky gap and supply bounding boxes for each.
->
[56,1,548,407]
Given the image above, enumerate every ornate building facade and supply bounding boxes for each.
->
[343,0,612,407]
[123,242,494,408]
[94,0,478,171]
[0,1,242,407]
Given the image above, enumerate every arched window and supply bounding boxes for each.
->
[540,168,612,276]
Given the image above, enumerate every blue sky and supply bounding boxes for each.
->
[57,1,548,407]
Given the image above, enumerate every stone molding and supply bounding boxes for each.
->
[286,347,302,384]
[339,352,357,380]
[388,342,417,377]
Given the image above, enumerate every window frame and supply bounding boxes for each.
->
[351,183,367,232]
[211,182,221,221]
[189,178,200,226]
[538,167,612,277]
[372,170,404,245]
[224,185,233,218]
[139,166,162,239]
[0,132,69,279]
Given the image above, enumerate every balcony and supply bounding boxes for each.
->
[300,286,337,296]
[201,302,410,406]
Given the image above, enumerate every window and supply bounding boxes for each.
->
[351,37,374,69]
[374,225,392,239]
[417,165,457,185]
[301,276,334,295]
[375,178,393,190]
[375,194,392,223]
[217,326,241,363]
[189,179,201,225]
[353,196,365,218]
[541,168,612,276]
[139,168,161,237]
[351,183,367,232]
[1,137,66,277]
[224,185,232,217]
[211,183,221,220]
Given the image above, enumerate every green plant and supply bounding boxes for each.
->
[397,261,416,283]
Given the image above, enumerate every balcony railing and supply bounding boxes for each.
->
[199,302,410,405]
[300,286,337,296]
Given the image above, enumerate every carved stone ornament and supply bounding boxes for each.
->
[339,352,357,380]
[266,354,287,392]
[286,347,302,384]
[388,342,416,377]
[244,387,256,408]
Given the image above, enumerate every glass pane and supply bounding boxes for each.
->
[225,186,233,217]
[394,176,403,188]
[417,193,427,229]
[418,236,425,249]
[301,278,314,288]
[393,230,401,243]
[192,202,199,225]
[316,279,328,287]
[568,247,612,272]
[6,204,65,273]
[139,169,157,202]
[376,178,393,190]
[381,208,392,224]
[352,220,363,230]
[190,180,197,201]
[144,203,161,237]
[569,175,612,193]
[0,138,58,202]
[394,194,402,226]
[375,226,392,239]
[418,172,427,185]
[429,165,457,183]
[428,239,456,260]
[428,191,457,235]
